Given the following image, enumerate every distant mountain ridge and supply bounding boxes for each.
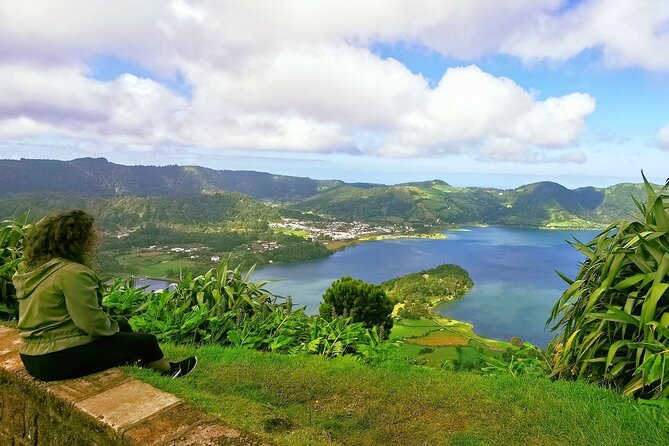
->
[0,157,340,200]
[0,157,652,228]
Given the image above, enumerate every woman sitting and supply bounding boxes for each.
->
[12,210,196,381]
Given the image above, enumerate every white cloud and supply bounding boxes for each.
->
[3,1,668,70]
[380,66,595,160]
[658,123,669,150]
[0,63,187,145]
[502,0,669,71]
[188,43,428,128]
[0,1,609,163]
[514,93,595,147]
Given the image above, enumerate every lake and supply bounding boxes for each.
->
[252,226,599,347]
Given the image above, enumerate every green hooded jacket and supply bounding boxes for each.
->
[12,257,119,355]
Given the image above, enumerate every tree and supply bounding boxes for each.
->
[320,276,393,336]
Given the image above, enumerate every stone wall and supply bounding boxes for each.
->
[0,327,269,445]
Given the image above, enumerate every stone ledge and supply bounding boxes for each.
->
[0,327,270,446]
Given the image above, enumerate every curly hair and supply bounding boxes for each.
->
[23,210,97,269]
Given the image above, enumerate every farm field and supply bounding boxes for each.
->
[113,251,206,277]
[389,318,508,367]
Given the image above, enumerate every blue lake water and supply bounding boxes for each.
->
[252,227,599,347]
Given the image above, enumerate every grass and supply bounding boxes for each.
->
[389,318,508,368]
[128,344,669,446]
[388,319,442,339]
[406,331,470,346]
[279,228,310,238]
[115,252,204,277]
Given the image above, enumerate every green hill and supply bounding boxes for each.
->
[295,180,655,229]
[293,185,422,223]
[0,158,657,229]
[0,192,281,230]
[382,263,473,307]
[0,157,340,200]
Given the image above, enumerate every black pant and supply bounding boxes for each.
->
[20,322,164,381]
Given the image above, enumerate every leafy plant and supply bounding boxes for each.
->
[293,316,375,357]
[227,306,309,351]
[124,260,282,345]
[102,277,151,322]
[481,345,549,378]
[0,215,31,320]
[547,174,669,399]
[105,261,382,358]
[174,260,286,316]
[226,307,386,359]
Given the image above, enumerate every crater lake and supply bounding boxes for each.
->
[253,226,599,347]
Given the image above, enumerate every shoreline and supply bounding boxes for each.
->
[326,231,447,250]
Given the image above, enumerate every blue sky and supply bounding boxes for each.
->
[1,1,668,188]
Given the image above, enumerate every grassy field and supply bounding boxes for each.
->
[389,318,509,368]
[129,345,669,446]
[114,252,204,277]
[278,228,310,238]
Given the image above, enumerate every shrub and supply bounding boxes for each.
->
[320,276,393,336]
[547,175,669,399]
[397,299,430,319]
[0,215,31,320]
[102,264,385,359]
[106,261,286,345]
[481,345,549,378]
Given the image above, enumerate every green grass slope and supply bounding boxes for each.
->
[130,345,669,446]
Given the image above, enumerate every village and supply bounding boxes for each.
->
[105,217,428,278]
[270,218,416,240]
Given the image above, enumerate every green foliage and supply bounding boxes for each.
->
[396,301,430,319]
[320,276,394,336]
[104,261,285,344]
[101,262,382,359]
[0,193,281,230]
[226,308,385,358]
[104,226,254,252]
[508,182,604,226]
[295,185,418,223]
[174,261,283,316]
[547,174,669,399]
[226,306,307,351]
[293,180,641,228]
[0,192,334,273]
[481,345,550,378]
[382,263,473,308]
[101,277,151,323]
[0,215,31,320]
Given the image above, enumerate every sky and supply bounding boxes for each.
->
[1,0,668,189]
